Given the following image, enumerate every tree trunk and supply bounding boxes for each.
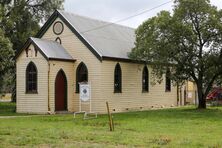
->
[198,94,206,109]
[197,85,206,109]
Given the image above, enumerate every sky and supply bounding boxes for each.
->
[64,0,222,28]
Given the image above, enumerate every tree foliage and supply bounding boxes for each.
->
[0,0,64,50]
[0,28,14,92]
[130,0,222,108]
[0,0,64,100]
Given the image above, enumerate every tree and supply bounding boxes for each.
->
[1,0,64,50]
[0,0,64,101]
[0,28,14,92]
[130,0,222,109]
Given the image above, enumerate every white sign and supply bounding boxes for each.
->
[80,84,90,102]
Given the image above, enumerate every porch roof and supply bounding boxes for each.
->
[16,37,75,62]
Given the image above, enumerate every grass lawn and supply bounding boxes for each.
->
[0,103,222,147]
[0,102,17,116]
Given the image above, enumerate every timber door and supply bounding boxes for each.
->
[55,70,67,111]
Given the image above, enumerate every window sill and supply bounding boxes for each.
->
[142,90,149,93]
[26,91,38,94]
[114,91,122,93]
[165,90,171,92]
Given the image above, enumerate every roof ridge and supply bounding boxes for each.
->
[57,10,135,31]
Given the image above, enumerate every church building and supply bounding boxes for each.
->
[16,10,178,114]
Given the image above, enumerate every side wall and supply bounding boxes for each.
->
[16,44,49,113]
[98,61,178,113]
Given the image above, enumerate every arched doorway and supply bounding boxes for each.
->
[55,70,67,111]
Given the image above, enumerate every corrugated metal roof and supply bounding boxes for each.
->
[30,37,74,61]
[58,10,135,60]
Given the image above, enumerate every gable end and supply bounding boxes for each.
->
[36,10,103,62]
[15,38,50,61]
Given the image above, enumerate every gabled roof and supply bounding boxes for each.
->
[16,37,75,62]
[36,10,136,62]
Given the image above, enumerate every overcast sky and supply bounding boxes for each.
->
[64,0,222,28]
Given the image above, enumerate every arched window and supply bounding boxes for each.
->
[26,62,37,93]
[114,63,122,93]
[142,66,149,92]
[76,62,88,93]
[165,69,171,92]
[55,37,62,44]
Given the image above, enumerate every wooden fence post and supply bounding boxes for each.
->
[106,101,114,131]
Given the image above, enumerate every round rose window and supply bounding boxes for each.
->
[53,21,64,35]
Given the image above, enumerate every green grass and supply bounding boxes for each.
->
[0,102,32,116]
[1,103,222,147]
[0,102,17,116]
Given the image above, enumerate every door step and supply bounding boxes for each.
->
[55,111,73,114]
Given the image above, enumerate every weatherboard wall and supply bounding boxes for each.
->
[99,61,177,113]
[16,44,48,113]
[48,60,74,112]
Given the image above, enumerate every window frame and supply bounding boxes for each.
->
[142,66,149,93]
[114,63,122,93]
[53,21,64,35]
[165,69,171,92]
[55,37,62,44]
[76,62,88,93]
[26,61,38,94]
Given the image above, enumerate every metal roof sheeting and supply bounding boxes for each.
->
[58,10,135,59]
[30,37,74,61]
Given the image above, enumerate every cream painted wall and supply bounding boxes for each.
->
[98,61,178,113]
[48,60,74,112]
[16,44,49,113]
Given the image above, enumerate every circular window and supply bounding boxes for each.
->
[55,37,62,44]
[53,21,64,35]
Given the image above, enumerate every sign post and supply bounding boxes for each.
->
[74,82,97,119]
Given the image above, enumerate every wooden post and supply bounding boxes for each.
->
[106,101,114,131]
[111,115,114,131]
[176,83,179,106]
